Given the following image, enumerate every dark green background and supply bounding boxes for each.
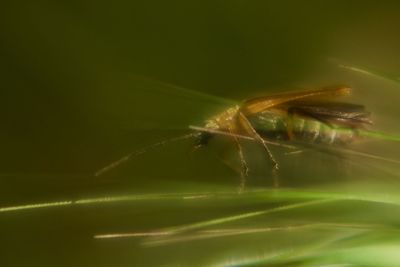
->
[1,1,400,266]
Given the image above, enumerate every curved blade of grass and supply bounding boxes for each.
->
[302,244,400,267]
[310,143,400,165]
[131,75,238,106]
[0,191,229,213]
[359,129,400,142]
[334,61,400,85]
[209,227,400,267]
[136,189,400,240]
[3,188,400,214]
[210,230,365,267]
[139,222,386,247]
[152,199,334,236]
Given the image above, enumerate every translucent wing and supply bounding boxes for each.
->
[284,101,372,127]
[242,85,351,114]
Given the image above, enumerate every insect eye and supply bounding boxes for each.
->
[194,132,213,147]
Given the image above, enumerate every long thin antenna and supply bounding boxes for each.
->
[94,133,196,176]
[94,126,296,177]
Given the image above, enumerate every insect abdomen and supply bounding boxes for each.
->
[291,115,357,145]
[250,112,359,145]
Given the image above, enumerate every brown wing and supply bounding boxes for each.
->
[241,85,351,115]
[285,101,372,127]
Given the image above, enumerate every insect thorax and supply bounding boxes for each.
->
[194,106,240,148]
[205,106,240,131]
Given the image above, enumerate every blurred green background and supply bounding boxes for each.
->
[2,1,400,266]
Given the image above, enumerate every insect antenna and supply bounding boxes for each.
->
[94,133,197,176]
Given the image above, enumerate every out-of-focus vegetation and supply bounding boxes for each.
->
[2,1,400,266]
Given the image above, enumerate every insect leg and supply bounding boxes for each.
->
[237,111,279,186]
[228,126,249,192]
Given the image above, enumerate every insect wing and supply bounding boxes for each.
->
[242,85,351,114]
[285,101,372,127]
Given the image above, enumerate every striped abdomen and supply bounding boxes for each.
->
[249,110,360,145]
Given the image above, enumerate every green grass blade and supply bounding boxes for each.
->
[359,129,400,142]
[131,75,238,106]
[331,59,400,85]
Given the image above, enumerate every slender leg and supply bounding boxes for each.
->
[237,112,279,187]
[225,125,248,192]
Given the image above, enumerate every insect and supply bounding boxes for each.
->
[190,85,372,188]
[95,84,376,190]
